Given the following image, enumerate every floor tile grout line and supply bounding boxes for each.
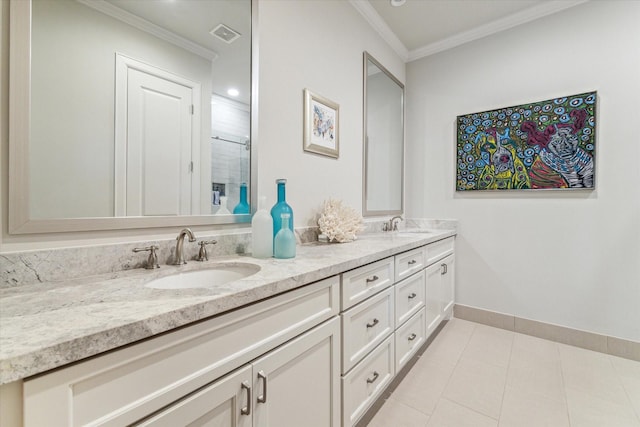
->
[609,354,640,423]
[496,331,516,426]
[394,320,477,419]
[557,340,575,426]
[439,396,500,423]
[437,321,507,422]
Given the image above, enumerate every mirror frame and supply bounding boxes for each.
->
[8,0,258,234]
[362,51,404,217]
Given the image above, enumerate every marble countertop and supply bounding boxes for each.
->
[0,230,455,385]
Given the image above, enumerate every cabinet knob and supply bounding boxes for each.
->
[441,263,447,275]
[366,318,379,328]
[240,381,251,415]
[366,371,380,384]
[408,292,417,300]
[408,333,417,341]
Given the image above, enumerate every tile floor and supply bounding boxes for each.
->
[367,318,640,427]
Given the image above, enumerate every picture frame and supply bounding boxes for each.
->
[456,91,597,191]
[303,88,339,158]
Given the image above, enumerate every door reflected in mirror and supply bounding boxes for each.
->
[363,52,404,216]
[11,0,253,232]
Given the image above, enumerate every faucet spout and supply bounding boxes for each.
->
[174,228,196,265]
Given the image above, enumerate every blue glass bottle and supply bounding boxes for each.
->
[233,182,250,214]
[270,179,293,238]
[274,213,296,259]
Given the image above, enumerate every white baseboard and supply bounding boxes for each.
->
[454,304,640,362]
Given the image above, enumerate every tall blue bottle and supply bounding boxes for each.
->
[233,183,250,214]
[270,179,293,238]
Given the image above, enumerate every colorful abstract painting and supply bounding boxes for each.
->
[456,92,596,191]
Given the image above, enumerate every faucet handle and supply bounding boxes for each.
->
[197,240,218,262]
[391,215,404,231]
[133,245,160,269]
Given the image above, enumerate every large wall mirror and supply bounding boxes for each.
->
[8,0,256,234]
[363,52,404,216]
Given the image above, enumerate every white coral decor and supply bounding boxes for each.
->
[317,199,364,243]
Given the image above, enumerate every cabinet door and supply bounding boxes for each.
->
[441,254,455,318]
[394,247,426,282]
[341,335,395,427]
[395,308,426,372]
[252,317,341,427]
[341,287,394,374]
[134,365,252,427]
[424,262,443,338]
[395,269,426,327]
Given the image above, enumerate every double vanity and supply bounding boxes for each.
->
[0,228,455,426]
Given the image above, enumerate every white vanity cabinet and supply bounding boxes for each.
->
[340,236,456,426]
[23,277,341,427]
[134,365,253,427]
[425,243,456,337]
[15,234,456,427]
[137,317,341,427]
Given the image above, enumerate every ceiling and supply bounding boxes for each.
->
[356,0,588,62]
[101,0,251,104]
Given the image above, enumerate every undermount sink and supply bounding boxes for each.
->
[397,229,432,235]
[145,263,261,290]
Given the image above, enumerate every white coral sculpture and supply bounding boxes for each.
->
[318,199,364,243]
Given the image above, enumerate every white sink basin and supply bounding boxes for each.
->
[397,229,432,235]
[145,263,260,290]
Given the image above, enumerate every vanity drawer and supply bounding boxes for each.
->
[341,287,394,374]
[23,277,339,427]
[341,257,394,310]
[395,308,426,372]
[395,269,426,327]
[394,247,426,282]
[342,335,395,427]
[425,236,455,266]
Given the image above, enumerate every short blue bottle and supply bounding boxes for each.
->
[233,183,250,214]
[270,179,293,238]
[274,213,296,259]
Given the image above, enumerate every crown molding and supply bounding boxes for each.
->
[76,0,219,61]
[407,0,589,62]
[349,0,409,62]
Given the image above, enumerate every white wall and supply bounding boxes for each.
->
[256,0,404,227]
[406,1,640,341]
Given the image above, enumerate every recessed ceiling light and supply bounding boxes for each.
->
[227,88,239,97]
[390,0,406,6]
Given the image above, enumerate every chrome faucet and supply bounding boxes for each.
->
[383,215,403,232]
[173,228,196,265]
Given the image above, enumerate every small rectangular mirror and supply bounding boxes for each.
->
[363,52,404,216]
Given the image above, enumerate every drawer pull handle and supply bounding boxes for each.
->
[408,292,417,299]
[366,318,379,328]
[441,263,447,275]
[257,371,267,404]
[408,333,417,341]
[366,371,380,384]
[241,381,251,415]
[408,260,417,265]
[366,275,379,283]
